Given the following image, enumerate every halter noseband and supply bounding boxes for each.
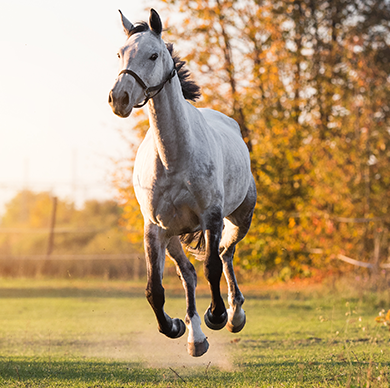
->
[118,68,176,108]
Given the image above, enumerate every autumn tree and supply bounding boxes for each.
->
[115,0,390,277]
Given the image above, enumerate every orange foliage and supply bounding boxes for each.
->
[113,0,390,278]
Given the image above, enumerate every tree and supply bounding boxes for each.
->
[115,0,390,277]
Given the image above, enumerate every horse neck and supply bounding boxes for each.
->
[148,76,192,171]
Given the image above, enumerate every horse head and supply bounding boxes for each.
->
[108,9,174,117]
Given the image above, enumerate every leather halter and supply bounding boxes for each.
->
[118,68,177,108]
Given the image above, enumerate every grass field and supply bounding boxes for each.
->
[0,277,389,387]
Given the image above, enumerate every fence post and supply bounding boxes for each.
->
[373,229,380,270]
[47,196,58,256]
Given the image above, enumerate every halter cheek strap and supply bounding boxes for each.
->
[118,68,176,108]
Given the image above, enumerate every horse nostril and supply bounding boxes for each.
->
[121,91,129,107]
[108,92,113,104]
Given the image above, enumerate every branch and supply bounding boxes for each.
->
[169,367,186,383]
[309,250,390,269]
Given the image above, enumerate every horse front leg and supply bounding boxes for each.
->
[144,222,186,339]
[167,237,209,357]
[203,210,227,330]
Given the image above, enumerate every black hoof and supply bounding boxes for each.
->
[165,318,186,339]
[204,306,227,330]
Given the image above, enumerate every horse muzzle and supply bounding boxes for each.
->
[108,88,133,118]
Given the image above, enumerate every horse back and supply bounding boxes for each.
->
[198,108,242,138]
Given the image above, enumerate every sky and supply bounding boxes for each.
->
[0,0,158,214]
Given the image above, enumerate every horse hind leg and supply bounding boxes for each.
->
[220,229,246,333]
[167,237,209,357]
[202,209,228,331]
[220,182,256,333]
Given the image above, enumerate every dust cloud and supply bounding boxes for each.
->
[133,330,234,370]
[86,328,235,371]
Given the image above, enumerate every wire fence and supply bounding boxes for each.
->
[1,192,390,277]
[0,254,146,279]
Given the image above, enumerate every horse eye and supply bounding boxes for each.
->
[150,53,158,61]
[117,52,120,59]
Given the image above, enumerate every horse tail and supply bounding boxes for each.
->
[180,230,206,259]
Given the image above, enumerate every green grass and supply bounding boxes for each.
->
[0,278,389,387]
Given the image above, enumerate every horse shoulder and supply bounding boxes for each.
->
[133,130,158,201]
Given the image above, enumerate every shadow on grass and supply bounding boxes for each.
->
[0,357,371,387]
[1,356,390,387]
[0,358,163,385]
[0,357,235,387]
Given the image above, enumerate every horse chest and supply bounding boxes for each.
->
[134,132,220,230]
[134,163,208,233]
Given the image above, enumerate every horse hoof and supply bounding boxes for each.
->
[167,318,186,338]
[204,307,227,330]
[188,338,209,357]
[226,313,246,333]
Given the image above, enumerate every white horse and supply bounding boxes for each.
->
[108,9,256,357]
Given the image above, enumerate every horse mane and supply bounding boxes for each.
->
[129,23,201,102]
[165,43,201,102]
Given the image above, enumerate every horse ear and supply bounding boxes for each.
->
[119,10,134,36]
[149,9,162,35]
